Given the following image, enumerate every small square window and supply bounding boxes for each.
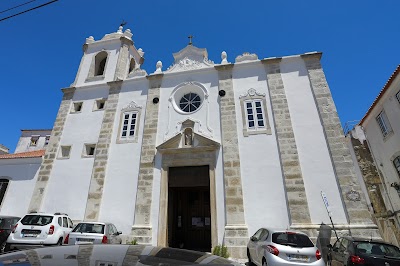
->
[83,144,96,157]
[30,136,39,146]
[94,99,106,111]
[58,146,71,159]
[44,135,50,146]
[72,102,83,113]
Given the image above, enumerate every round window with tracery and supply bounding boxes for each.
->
[179,93,201,113]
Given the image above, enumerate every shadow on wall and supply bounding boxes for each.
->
[0,162,40,182]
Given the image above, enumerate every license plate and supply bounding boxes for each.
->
[77,238,94,242]
[22,234,38,237]
[288,254,309,261]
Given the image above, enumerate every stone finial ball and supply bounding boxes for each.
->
[156,61,162,68]
[221,51,227,60]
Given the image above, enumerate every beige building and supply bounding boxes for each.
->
[347,65,400,245]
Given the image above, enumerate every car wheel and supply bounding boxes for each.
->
[56,238,63,246]
[0,242,5,253]
[247,249,253,266]
[262,258,267,266]
[4,244,11,252]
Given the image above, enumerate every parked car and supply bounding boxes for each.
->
[328,236,400,266]
[5,212,73,251]
[247,228,324,265]
[64,222,122,245]
[0,216,20,252]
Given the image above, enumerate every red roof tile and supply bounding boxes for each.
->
[360,65,400,125]
[0,150,45,159]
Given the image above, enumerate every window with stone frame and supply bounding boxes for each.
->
[58,145,71,159]
[94,99,106,111]
[95,51,108,76]
[376,110,392,138]
[30,135,39,146]
[44,135,50,146]
[245,100,266,130]
[121,112,138,139]
[83,144,96,157]
[117,101,142,144]
[239,88,271,137]
[71,102,83,113]
[0,179,9,206]
[86,51,108,82]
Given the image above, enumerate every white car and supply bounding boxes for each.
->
[64,222,122,245]
[247,228,325,266]
[6,212,73,251]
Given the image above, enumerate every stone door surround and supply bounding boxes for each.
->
[157,147,219,250]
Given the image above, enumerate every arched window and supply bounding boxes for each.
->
[393,156,400,177]
[0,179,9,206]
[95,51,108,76]
[129,58,136,73]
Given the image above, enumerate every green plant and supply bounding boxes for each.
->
[127,238,138,245]
[212,244,230,258]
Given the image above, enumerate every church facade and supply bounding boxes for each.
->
[0,27,379,257]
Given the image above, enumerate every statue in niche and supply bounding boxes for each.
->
[184,128,193,146]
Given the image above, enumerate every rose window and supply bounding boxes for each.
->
[179,93,201,113]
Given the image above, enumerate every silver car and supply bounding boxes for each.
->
[64,222,122,245]
[247,228,324,266]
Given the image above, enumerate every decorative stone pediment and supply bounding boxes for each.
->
[121,101,142,112]
[239,88,266,99]
[166,45,214,73]
[157,131,220,154]
[235,52,258,63]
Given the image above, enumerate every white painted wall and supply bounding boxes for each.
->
[41,85,109,220]
[152,69,227,244]
[362,74,400,212]
[232,62,290,236]
[280,57,348,224]
[99,78,149,236]
[0,158,41,217]
[74,41,121,87]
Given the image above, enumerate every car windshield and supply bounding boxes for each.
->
[0,218,19,229]
[20,215,53,226]
[355,242,400,258]
[272,232,314,248]
[72,223,105,234]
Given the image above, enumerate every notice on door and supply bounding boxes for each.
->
[192,217,204,227]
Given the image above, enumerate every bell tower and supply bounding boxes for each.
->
[71,25,145,87]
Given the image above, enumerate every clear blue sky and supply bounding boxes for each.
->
[1,0,399,152]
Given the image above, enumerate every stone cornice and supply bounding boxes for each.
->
[300,51,322,61]
[261,57,282,65]
[157,145,220,155]
[120,36,134,47]
[214,64,234,71]
[107,80,123,90]
[146,73,164,81]
[61,87,76,94]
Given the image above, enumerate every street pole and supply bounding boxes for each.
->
[321,191,339,241]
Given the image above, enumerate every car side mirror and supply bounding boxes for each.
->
[118,231,122,235]
[250,236,256,241]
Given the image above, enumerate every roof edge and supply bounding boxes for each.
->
[359,65,400,125]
